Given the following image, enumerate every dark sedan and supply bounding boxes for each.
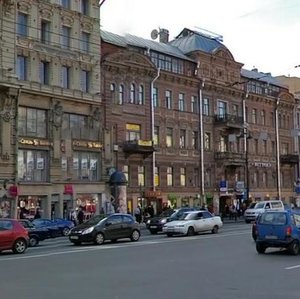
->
[18,219,51,247]
[69,213,140,245]
[32,219,62,238]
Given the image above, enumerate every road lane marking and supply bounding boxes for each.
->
[0,231,248,262]
[285,265,300,270]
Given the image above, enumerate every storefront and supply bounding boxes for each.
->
[0,196,12,218]
[76,193,99,221]
[18,196,46,219]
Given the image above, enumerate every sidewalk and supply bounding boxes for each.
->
[222,216,245,224]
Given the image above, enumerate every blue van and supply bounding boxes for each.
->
[254,210,300,255]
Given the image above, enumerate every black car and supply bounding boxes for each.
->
[147,207,199,234]
[68,213,140,245]
[18,219,51,247]
[31,219,62,238]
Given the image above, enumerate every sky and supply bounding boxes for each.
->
[100,0,300,77]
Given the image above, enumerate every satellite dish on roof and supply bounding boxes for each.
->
[150,29,159,40]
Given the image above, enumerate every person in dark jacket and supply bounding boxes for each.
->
[77,207,84,224]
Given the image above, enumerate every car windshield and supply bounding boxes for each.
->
[258,212,287,225]
[159,209,174,217]
[178,212,197,220]
[255,203,265,209]
[248,203,256,209]
[85,214,106,225]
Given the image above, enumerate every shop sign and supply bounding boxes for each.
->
[235,181,245,192]
[138,140,152,146]
[8,185,18,197]
[72,140,102,149]
[19,138,52,147]
[219,180,227,192]
[64,184,73,195]
[251,162,272,168]
[144,190,162,198]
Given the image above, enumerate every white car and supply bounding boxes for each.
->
[162,210,223,237]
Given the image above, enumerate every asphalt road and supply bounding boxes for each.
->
[1,223,300,299]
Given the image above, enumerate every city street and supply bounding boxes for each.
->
[1,222,300,299]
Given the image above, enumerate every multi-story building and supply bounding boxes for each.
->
[0,0,105,220]
[101,28,297,215]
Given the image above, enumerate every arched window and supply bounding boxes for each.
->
[130,83,135,104]
[138,85,144,105]
[118,84,124,105]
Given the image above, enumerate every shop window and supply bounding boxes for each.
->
[18,150,49,182]
[72,152,100,181]
[126,123,141,141]
[18,196,44,219]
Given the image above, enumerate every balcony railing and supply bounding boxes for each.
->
[280,154,299,164]
[123,140,155,155]
[214,151,246,166]
[214,114,244,128]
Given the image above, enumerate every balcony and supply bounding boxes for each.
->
[123,140,155,157]
[280,154,299,164]
[214,114,244,129]
[214,152,246,167]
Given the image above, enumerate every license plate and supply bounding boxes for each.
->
[70,236,79,240]
[150,226,157,229]
[265,235,278,240]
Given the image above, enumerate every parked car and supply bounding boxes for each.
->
[18,219,51,247]
[255,210,300,255]
[146,209,175,234]
[52,218,75,236]
[68,213,140,245]
[244,200,284,223]
[162,210,223,237]
[32,219,62,238]
[0,219,29,254]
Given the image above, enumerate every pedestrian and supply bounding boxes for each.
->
[34,208,41,219]
[77,207,84,224]
[134,205,141,223]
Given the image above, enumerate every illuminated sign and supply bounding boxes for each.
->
[138,140,152,146]
[19,138,52,146]
[72,140,102,149]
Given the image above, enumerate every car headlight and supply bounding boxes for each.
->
[146,219,150,224]
[160,219,167,224]
[82,227,94,234]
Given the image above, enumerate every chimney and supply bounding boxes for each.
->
[159,28,169,43]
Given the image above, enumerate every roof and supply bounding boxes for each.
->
[169,28,229,55]
[101,30,194,61]
[241,68,288,89]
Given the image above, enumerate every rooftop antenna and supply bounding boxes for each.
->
[150,29,159,40]
[194,26,223,42]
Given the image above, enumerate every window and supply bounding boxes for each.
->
[204,132,211,150]
[217,100,227,118]
[178,93,185,111]
[138,166,145,187]
[191,96,198,113]
[194,168,199,187]
[154,166,159,187]
[219,136,226,152]
[261,110,266,125]
[130,84,135,104]
[271,141,276,156]
[205,169,212,188]
[80,0,89,14]
[61,66,70,89]
[40,61,50,85]
[123,165,129,184]
[180,168,186,186]
[17,13,28,37]
[18,150,49,182]
[179,129,186,148]
[252,109,257,124]
[138,85,144,105]
[282,143,289,155]
[118,84,124,105]
[18,107,47,138]
[165,90,172,109]
[81,32,89,53]
[41,20,50,44]
[62,113,89,139]
[81,70,89,93]
[203,98,209,116]
[167,167,173,186]
[72,152,99,181]
[153,126,159,146]
[126,124,141,141]
[61,26,71,49]
[153,87,158,107]
[61,0,70,8]
[192,131,198,150]
[166,128,173,147]
[262,140,267,155]
[270,112,274,127]
[17,55,27,80]
[254,139,259,155]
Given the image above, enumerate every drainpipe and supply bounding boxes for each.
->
[275,97,281,199]
[199,79,205,205]
[243,93,249,201]
[151,68,160,192]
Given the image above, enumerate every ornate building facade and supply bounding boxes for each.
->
[0,0,105,220]
[101,28,297,214]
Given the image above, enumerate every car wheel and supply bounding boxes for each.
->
[211,225,219,234]
[94,233,104,245]
[256,243,266,254]
[288,240,300,255]
[62,227,70,236]
[166,233,173,237]
[130,229,140,242]
[12,238,27,254]
[29,236,39,247]
[149,230,157,235]
[187,226,195,236]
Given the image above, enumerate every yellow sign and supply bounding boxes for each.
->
[126,124,140,131]
[138,140,152,146]
[19,138,52,146]
[72,140,102,149]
